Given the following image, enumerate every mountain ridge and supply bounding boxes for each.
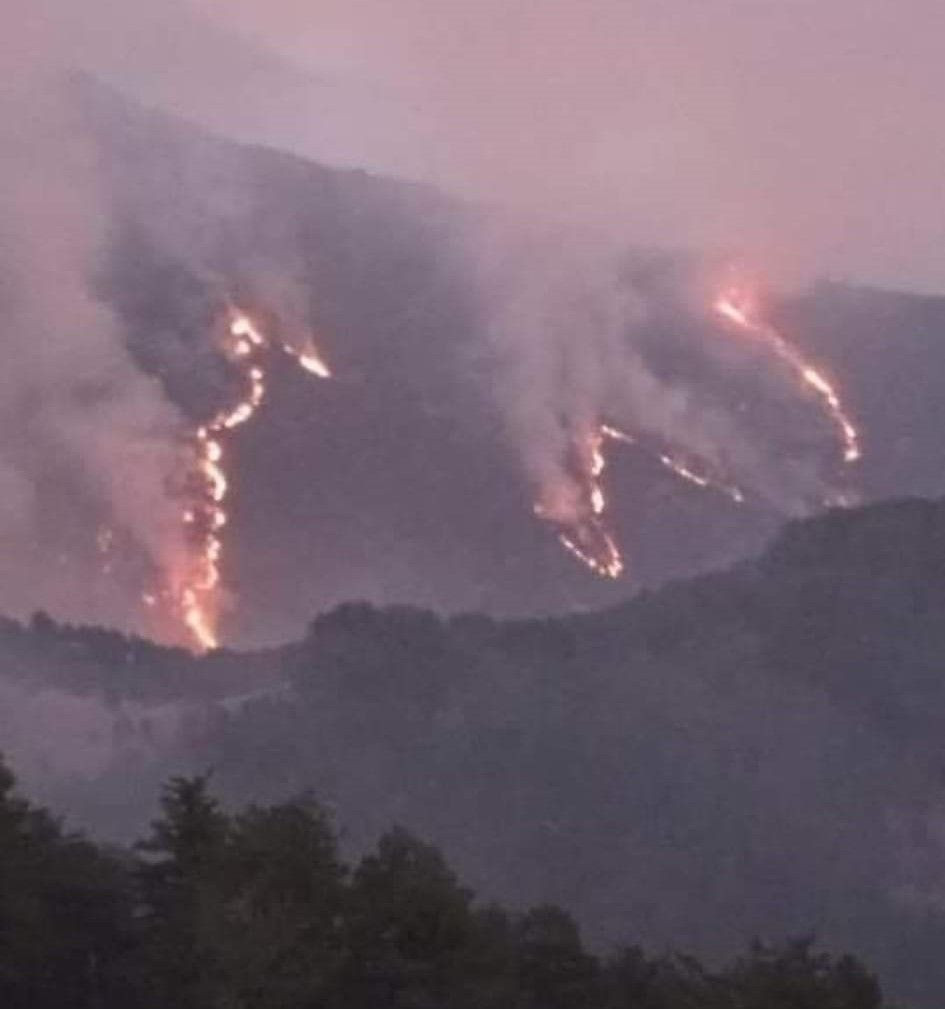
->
[4,495,945,1005]
[73,80,945,644]
[3,493,943,703]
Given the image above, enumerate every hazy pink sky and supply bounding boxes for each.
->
[2,0,942,634]
[22,0,945,290]
[175,0,945,293]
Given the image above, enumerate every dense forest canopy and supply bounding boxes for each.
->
[5,10,945,1009]
[2,496,945,1005]
[0,760,887,1009]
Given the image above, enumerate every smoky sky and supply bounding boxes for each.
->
[74,0,942,520]
[3,0,944,639]
[63,0,945,295]
[0,1,190,628]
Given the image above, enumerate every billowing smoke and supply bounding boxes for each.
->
[2,0,941,625]
[143,0,899,551]
[164,1,944,291]
[467,221,827,559]
[132,1,939,554]
[0,4,188,628]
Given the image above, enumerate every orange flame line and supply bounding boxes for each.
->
[714,290,861,465]
[174,310,332,651]
[536,426,625,581]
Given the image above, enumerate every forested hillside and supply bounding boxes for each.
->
[49,82,945,643]
[2,497,945,1004]
[0,761,888,1009]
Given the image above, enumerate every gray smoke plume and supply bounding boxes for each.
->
[467,219,827,540]
[99,0,935,548]
[0,4,187,628]
[3,0,938,626]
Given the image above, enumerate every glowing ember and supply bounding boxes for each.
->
[291,347,332,379]
[230,315,266,347]
[542,275,868,582]
[600,424,636,446]
[539,415,756,582]
[558,525,624,580]
[536,427,624,580]
[714,285,861,465]
[161,282,856,629]
[173,309,332,651]
[601,424,746,505]
[656,450,745,505]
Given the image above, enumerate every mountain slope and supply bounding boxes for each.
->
[69,83,945,645]
[4,496,945,1004]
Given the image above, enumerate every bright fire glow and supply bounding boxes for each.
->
[536,427,624,580]
[558,526,624,580]
[538,417,755,582]
[536,280,860,584]
[155,281,858,622]
[292,347,332,379]
[714,285,861,465]
[656,451,745,505]
[173,309,331,651]
[601,424,745,505]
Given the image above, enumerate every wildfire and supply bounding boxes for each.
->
[713,285,861,465]
[558,526,624,580]
[536,427,624,580]
[151,277,858,623]
[534,278,861,584]
[173,309,331,651]
[287,345,332,379]
[538,415,755,583]
[601,424,746,505]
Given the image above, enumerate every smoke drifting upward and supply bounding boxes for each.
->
[182,0,945,294]
[469,222,839,576]
[2,0,939,629]
[163,0,915,571]
[0,5,187,629]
